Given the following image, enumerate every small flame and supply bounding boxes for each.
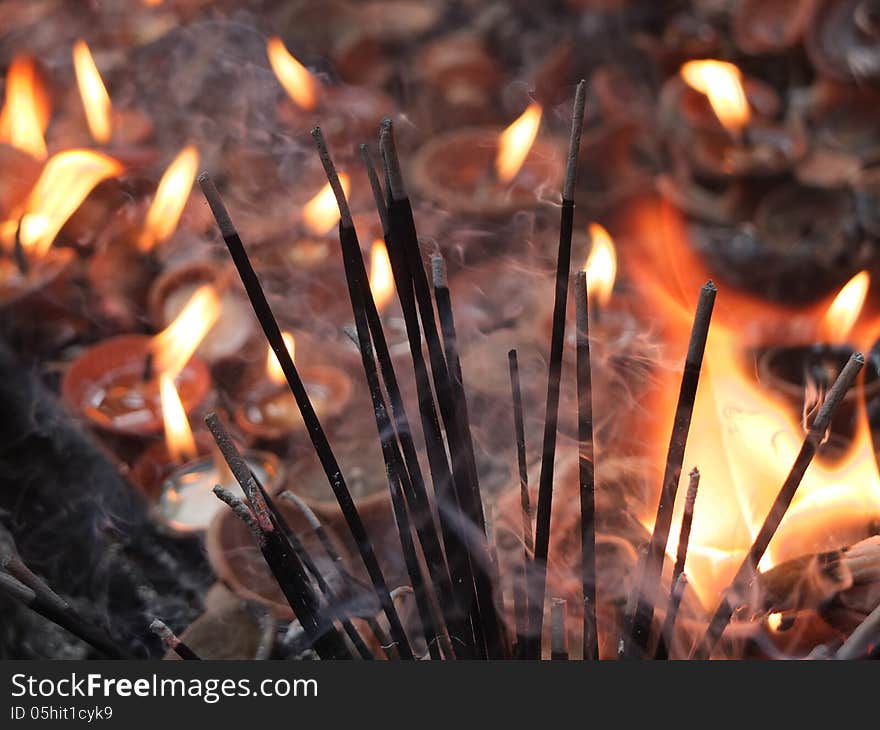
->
[159,373,197,463]
[138,145,199,251]
[0,56,51,159]
[495,102,542,183]
[680,60,750,134]
[302,175,349,236]
[152,285,221,377]
[820,271,869,344]
[267,37,320,111]
[583,223,617,307]
[369,239,395,312]
[266,331,296,385]
[767,612,783,632]
[73,40,112,144]
[14,149,122,258]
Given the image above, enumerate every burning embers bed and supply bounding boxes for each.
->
[2,0,880,661]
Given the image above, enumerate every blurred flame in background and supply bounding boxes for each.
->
[152,285,221,377]
[680,60,750,135]
[267,37,320,111]
[0,56,51,159]
[266,331,296,385]
[160,374,197,463]
[73,40,112,144]
[583,223,617,307]
[139,145,199,251]
[495,102,542,183]
[302,175,349,235]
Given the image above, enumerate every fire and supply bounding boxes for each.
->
[624,198,880,608]
[267,37,320,111]
[819,271,869,344]
[266,331,296,385]
[138,145,199,251]
[369,239,395,312]
[12,149,122,258]
[152,285,221,377]
[159,374,197,463]
[302,175,349,236]
[495,102,542,183]
[680,60,750,135]
[0,56,51,159]
[73,40,112,144]
[583,223,617,307]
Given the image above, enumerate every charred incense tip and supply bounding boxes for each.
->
[379,119,407,201]
[359,142,390,234]
[198,172,236,239]
[812,352,864,434]
[550,598,568,658]
[431,254,447,289]
[212,485,266,545]
[704,279,717,291]
[148,619,180,648]
[574,270,588,339]
[563,79,587,201]
[311,126,353,228]
[279,490,323,532]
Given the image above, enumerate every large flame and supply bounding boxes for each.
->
[0,56,51,159]
[159,373,197,463]
[495,102,542,183]
[152,285,221,377]
[302,175,349,236]
[625,199,880,607]
[680,60,750,135]
[819,271,869,345]
[139,145,199,251]
[369,239,395,313]
[12,149,122,258]
[73,40,112,145]
[266,331,296,385]
[267,37,320,111]
[583,223,617,307]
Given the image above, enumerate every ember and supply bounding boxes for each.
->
[1,0,880,665]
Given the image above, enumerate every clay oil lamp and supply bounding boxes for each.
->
[268,36,391,146]
[235,330,352,446]
[757,271,879,452]
[409,100,564,218]
[806,0,880,85]
[144,376,281,536]
[62,284,219,438]
[88,144,200,329]
[665,60,806,179]
[70,39,155,168]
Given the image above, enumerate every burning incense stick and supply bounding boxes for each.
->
[624,280,716,658]
[149,618,201,660]
[199,174,413,660]
[575,271,598,660]
[508,349,531,655]
[694,352,864,659]
[528,79,587,660]
[654,467,700,660]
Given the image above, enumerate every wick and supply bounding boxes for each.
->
[13,216,29,277]
[141,351,154,383]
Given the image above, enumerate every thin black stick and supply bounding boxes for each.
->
[0,571,133,659]
[624,280,716,658]
[575,271,598,660]
[550,598,569,660]
[654,467,700,660]
[199,174,413,660]
[528,79,587,659]
[693,353,864,659]
[13,216,29,277]
[149,619,201,660]
[656,574,688,661]
[508,349,531,655]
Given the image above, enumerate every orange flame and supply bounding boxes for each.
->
[819,271,869,345]
[267,37,320,111]
[302,175,349,236]
[138,145,199,252]
[369,239,395,312]
[495,102,542,183]
[583,223,617,307]
[152,285,221,377]
[13,149,122,258]
[266,331,296,385]
[73,40,112,144]
[159,373,197,463]
[625,199,880,608]
[680,60,750,134]
[0,56,51,159]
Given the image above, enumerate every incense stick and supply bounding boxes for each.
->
[575,271,598,660]
[693,352,864,659]
[624,280,716,658]
[199,174,413,660]
[149,619,201,661]
[654,467,700,660]
[550,598,569,660]
[508,349,531,655]
[528,79,587,659]
[656,574,688,661]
